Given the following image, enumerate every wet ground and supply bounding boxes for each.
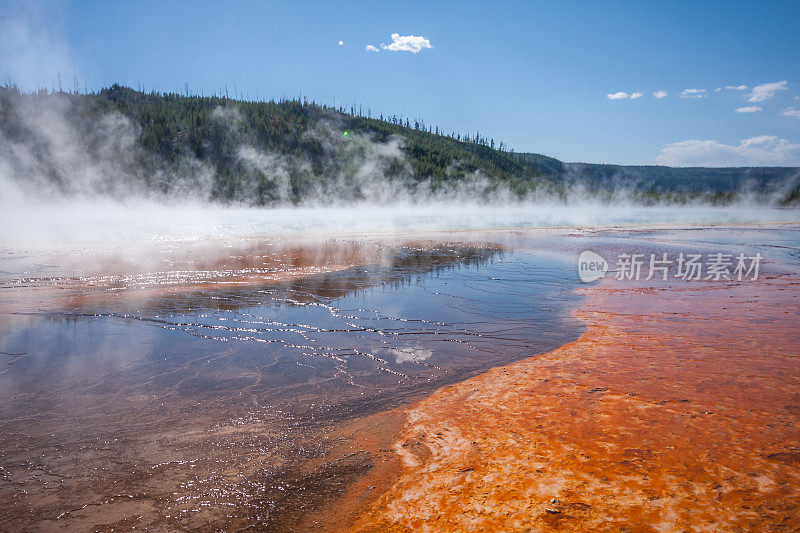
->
[0,236,584,531]
[351,225,800,532]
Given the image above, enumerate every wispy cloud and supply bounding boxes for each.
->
[606,91,642,100]
[365,44,379,52]
[0,1,80,90]
[725,85,748,91]
[653,90,668,99]
[656,135,800,166]
[735,106,762,113]
[782,107,800,119]
[381,33,432,53]
[748,81,788,102]
[680,88,707,99]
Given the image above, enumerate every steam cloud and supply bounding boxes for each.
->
[0,90,798,233]
[0,2,797,257]
[0,90,537,208]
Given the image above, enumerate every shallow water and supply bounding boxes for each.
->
[0,237,584,530]
[1,209,798,530]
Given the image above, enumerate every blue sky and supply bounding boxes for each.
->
[1,0,799,165]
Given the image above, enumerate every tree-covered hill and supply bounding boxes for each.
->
[518,154,799,202]
[1,84,798,205]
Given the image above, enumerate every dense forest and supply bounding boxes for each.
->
[1,84,798,205]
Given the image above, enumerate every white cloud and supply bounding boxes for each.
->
[381,33,432,53]
[735,106,762,113]
[680,88,707,99]
[748,81,788,102]
[655,135,800,166]
[606,91,643,100]
[782,107,800,119]
[725,85,748,91]
[338,40,344,46]
[365,44,379,52]
[653,90,668,99]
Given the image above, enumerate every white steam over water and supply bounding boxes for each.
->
[2,201,798,253]
[1,76,797,259]
[1,90,797,260]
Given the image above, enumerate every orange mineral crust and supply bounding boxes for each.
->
[352,276,800,532]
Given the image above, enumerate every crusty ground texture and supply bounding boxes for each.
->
[347,276,800,532]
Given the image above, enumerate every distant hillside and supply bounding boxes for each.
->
[1,84,798,205]
[518,154,799,202]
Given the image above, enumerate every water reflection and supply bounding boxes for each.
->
[0,241,582,531]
